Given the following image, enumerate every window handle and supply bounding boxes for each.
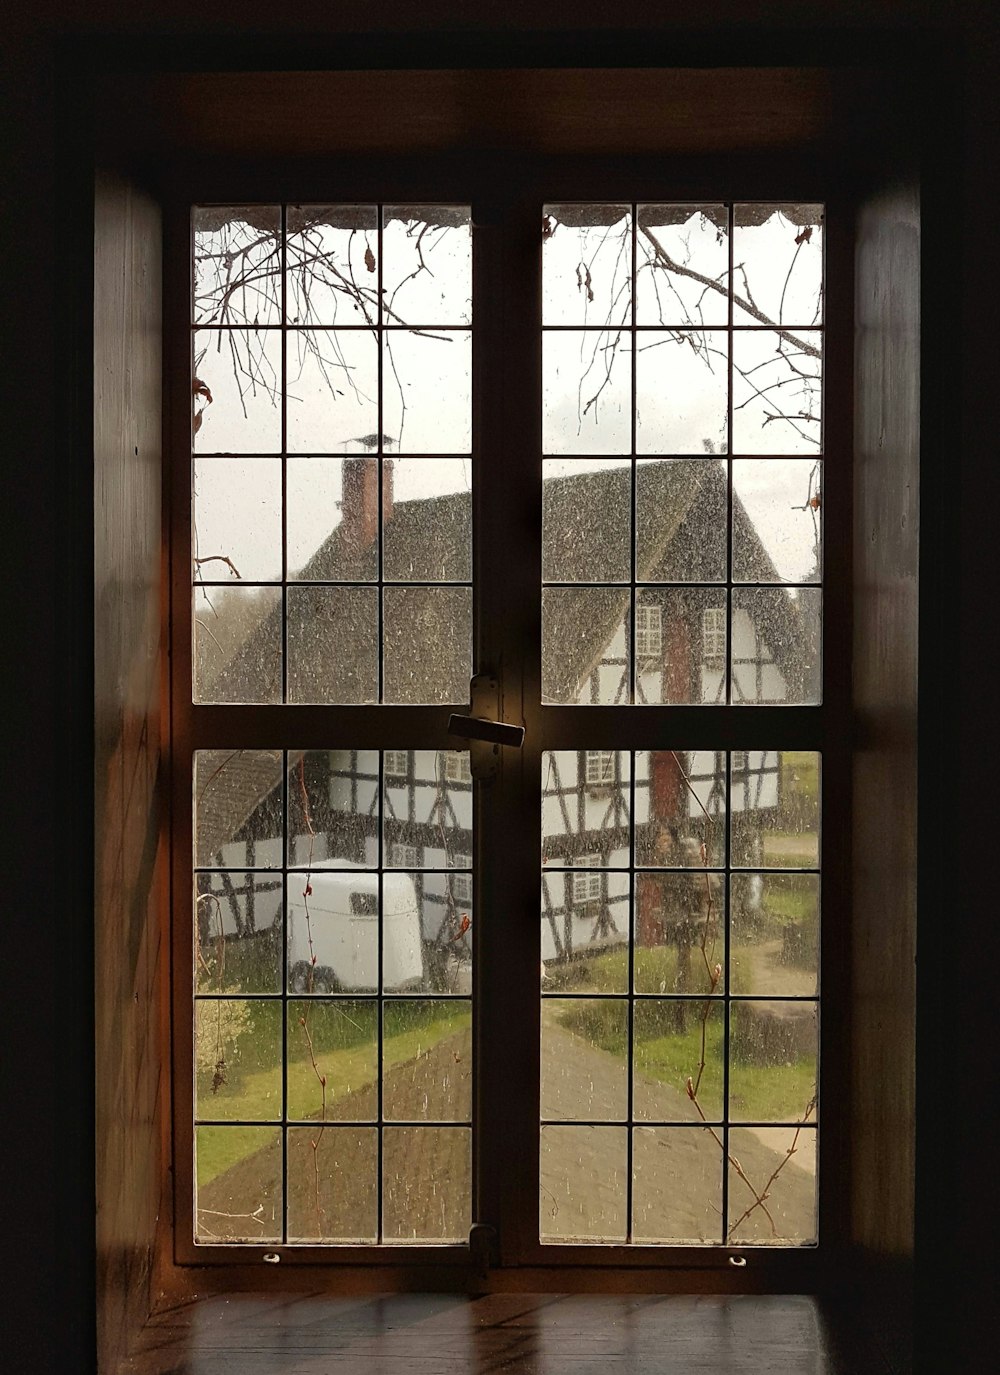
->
[448,673,524,779]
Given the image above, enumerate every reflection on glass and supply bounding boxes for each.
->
[727,1126,817,1244]
[732,204,824,328]
[540,1125,627,1241]
[634,751,726,868]
[633,1000,724,1122]
[635,330,728,455]
[382,207,472,326]
[635,205,729,327]
[733,459,822,584]
[194,585,282,704]
[286,585,378,704]
[732,589,821,705]
[730,751,819,869]
[287,750,379,870]
[285,329,379,453]
[193,328,282,453]
[195,1125,282,1242]
[194,206,281,326]
[383,331,472,455]
[195,873,283,994]
[543,330,632,455]
[729,1000,817,1124]
[632,1127,723,1242]
[633,872,725,995]
[286,1125,378,1242]
[543,459,631,584]
[193,457,282,583]
[382,1000,472,1122]
[382,1127,471,1242]
[730,873,819,997]
[286,205,379,326]
[285,1000,378,1120]
[384,459,472,582]
[634,589,728,706]
[194,749,284,869]
[732,331,822,455]
[543,587,629,704]
[287,457,379,581]
[195,999,281,1122]
[382,586,472,704]
[542,750,631,866]
[541,998,629,1121]
[635,459,727,582]
[542,204,632,327]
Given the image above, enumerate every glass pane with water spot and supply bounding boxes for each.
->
[730,751,820,869]
[635,459,727,582]
[382,331,472,455]
[727,1126,817,1245]
[543,329,632,455]
[194,206,282,327]
[285,875,379,995]
[286,750,379,871]
[633,588,728,706]
[194,998,281,1122]
[732,330,822,455]
[730,873,819,997]
[193,328,282,453]
[635,204,729,328]
[540,872,630,993]
[195,873,283,995]
[633,999,724,1122]
[633,872,725,995]
[541,998,629,1122]
[285,329,379,453]
[382,1127,471,1242]
[194,749,284,869]
[194,585,282,704]
[543,459,631,584]
[382,585,472,704]
[193,457,282,583]
[286,585,378,704]
[195,1126,282,1243]
[731,588,821,705]
[383,750,473,869]
[542,204,632,328]
[541,751,631,867]
[632,1126,723,1243]
[634,752,727,868]
[540,1126,627,1242]
[286,1125,378,1242]
[635,330,729,455]
[285,205,379,326]
[382,207,472,326]
[286,457,378,582]
[729,1000,818,1125]
[391,872,474,995]
[733,459,822,584]
[383,459,472,582]
[285,999,378,1121]
[382,1000,472,1122]
[732,204,824,328]
[543,587,630,704]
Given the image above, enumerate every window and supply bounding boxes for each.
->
[174,184,832,1272]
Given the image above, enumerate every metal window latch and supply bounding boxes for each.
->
[448,673,524,781]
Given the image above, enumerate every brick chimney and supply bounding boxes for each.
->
[341,457,393,552]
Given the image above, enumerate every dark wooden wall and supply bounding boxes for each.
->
[93,170,164,1375]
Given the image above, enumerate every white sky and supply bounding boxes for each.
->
[193,208,823,585]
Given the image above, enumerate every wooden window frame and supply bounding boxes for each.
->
[167,151,852,1288]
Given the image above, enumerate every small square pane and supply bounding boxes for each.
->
[730,873,819,997]
[635,751,726,867]
[542,751,631,866]
[727,1125,817,1245]
[382,207,472,326]
[286,329,379,453]
[383,331,471,454]
[193,329,282,453]
[541,998,629,1122]
[383,586,471,704]
[541,872,630,993]
[194,749,284,869]
[286,1125,377,1242]
[384,751,473,868]
[634,589,728,705]
[635,204,729,327]
[543,587,629,704]
[194,585,282,704]
[542,204,632,327]
[285,205,379,326]
[286,875,379,994]
[383,1000,472,1122]
[384,459,471,582]
[195,1125,282,1242]
[195,999,281,1122]
[632,1127,723,1243]
[733,204,824,328]
[287,750,379,871]
[635,459,727,582]
[287,585,378,704]
[730,751,820,869]
[392,872,473,995]
[729,1001,818,1125]
[193,457,282,583]
[287,457,379,582]
[286,999,378,1121]
[633,999,724,1122]
[733,459,822,584]
[732,589,821,705]
[194,207,281,326]
[633,872,725,995]
[635,330,728,455]
[540,1126,627,1242]
[543,459,631,583]
[195,873,283,994]
[382,1127,471,1242]
[732,331,822,455]
[543,330,632,455]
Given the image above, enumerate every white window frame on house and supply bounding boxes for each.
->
[571,854,603,904]
[384,750,409,778]
[584,750,615,787]
[702,606,726,664]
[635,603,663,660]
[445,751,473,783]
[390,842,421,870]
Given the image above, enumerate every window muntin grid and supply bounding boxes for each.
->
[540,203,824,707]
[191,204,473,707]
[540,749,819,1246]
[193,748,473,1246]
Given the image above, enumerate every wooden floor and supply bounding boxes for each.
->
[124,1293,898,1373]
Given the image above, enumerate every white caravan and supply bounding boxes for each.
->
[286,871,423,993]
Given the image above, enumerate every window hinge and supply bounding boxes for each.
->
[469,1221,499,1277]
[448,672,524,781]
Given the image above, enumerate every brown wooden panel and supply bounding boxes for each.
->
[94,167,164,1375]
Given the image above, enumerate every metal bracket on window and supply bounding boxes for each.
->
[448,673,524,781]
[469,1221,499,1278]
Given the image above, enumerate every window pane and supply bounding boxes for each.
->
[635,330,728,455]
[194,749,284,869]
[382,206,472,326]
[286,1125,378,1242]
[540,1126,627,1242]
[383,331,471,455]
[194,585,282,704]
[194,206,281,327]
[732,330,822,455]
[286,585,378,704]
[542,751,631,867]
[286,457,379,582]
[195,999,282,1122]
[732,204,824,328]
[635,459,727,582]
[543,330,632,455]
[286,329,379,453]
[543,458,631,583]
[542,998,629,1121]
[733,459,822,584]
[193,457,282,583]
[542,204,632,327]
[542,587,629,704]
[382,1000,472,1122]
[193,328,282,453]
[731,588,821,705]
[384,458,471,582]
[727,1126,817,1245]
[382,1127,471,1242]
[195,873,283,995]
[635,204,729,327]
[730,873,819,997]
[286,205,379,326]
[383,586,472,704]
[633,1127,723,1243]
[195,1126,282,1242]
